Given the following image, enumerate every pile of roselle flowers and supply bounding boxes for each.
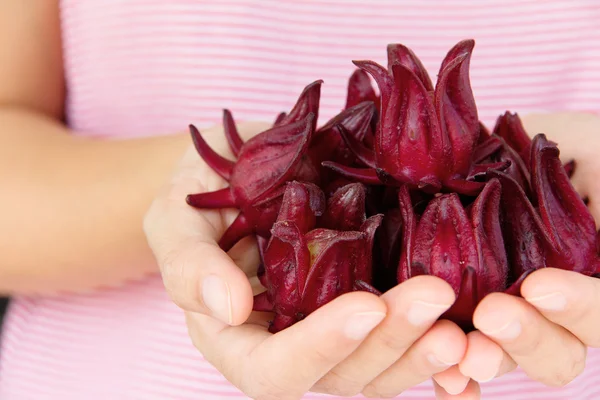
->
[186,39,600,333]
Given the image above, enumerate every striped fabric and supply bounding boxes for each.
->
[2,0,600,398]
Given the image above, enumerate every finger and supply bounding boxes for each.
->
[474,292,587,387]
[362,320,467,398]
[187,291,387,400]
[522,267,600,348]
[312,276,456,397]
[144,123,268,324]
[433,366,471,396]
[434,379,481,400]
[459,330,516,383]
[148,220,255,325]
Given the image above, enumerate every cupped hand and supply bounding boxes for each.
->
[143,121,475,399]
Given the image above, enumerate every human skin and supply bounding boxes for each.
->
[0,0,190,295]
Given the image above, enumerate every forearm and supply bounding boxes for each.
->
[0,107,190,295]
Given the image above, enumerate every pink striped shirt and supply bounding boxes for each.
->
[2,0,600,398]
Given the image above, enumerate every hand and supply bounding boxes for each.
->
[143,121,475,399]
[458,112,600,388]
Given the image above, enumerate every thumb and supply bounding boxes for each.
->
[144,122,270,325]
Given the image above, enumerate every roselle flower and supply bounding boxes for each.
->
[254,181,383,332]
[345,68,380,111]
[489,134,600,279]
[397,180,519,330]
[309,101,376,171]
[322,40,508,195]
[307,70,378,184]
[186,113,316,251]
[273,80,322,130]
[492,112,532,165]
[492,111,577,178]
[474,134,531,195]
[271,79,377,186]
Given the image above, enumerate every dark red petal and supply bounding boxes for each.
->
[439,39,476,74]
[474,135,531,193]
[274,112,287,125]
[291,155,321,186]
[397,185,418,283]
[270,314,297,333]
[375,208,403,288]
[275,181,325,234]
[434,43,478,177]
[218,213,253,252]
[320,183,367,231]
[253,291,274,312]
[321,101,376,140]
[471,179,508,295]
[386,43,434,91]
[353,280,382,296]
[531,134,598,274]
[311,101,376,167]
[563,159,576,178]
[355,214,384,283]
[441,267,478,332]
[301,229,366,314]
[345,69,380,109]
[336,123,377,168]
[353,60,394,116]
[321,162,382,185]
[189,124,235,181]
[276,80,323,130]
[383,63,445,184]
[242,189,286,237]
[492,112,532,164]
[416,176,443,193]
[473,136,503,163]
[412,193,478,295]
[443,178,484,196]
[257,235,269,287]
[266,222,311,312]
[487,170,552,279]
[222,109,244,157]
[504,269,536,297]
[231,113,314,204]
[186,187,237,209]
[467,160,511,181]
[497,142,532,195]
[478,121,491,143]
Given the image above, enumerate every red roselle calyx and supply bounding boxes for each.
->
[186,38,600,332]
[254,181,383,332]
[489,134,600,279]
[186,80,325,251]
[398,180,514,331]
[322,40,510,195]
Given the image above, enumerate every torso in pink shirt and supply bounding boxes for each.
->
[2,1,600,399]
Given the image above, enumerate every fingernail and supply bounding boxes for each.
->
[478,316,522,341]
[407,300,452,326]
[427,353,455,368]
[443,379,470,395]
[525,291,567,311]
[470,360,501,383]
[344,312,386,340]
[475,371,498,383]
[202,275,233,324]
